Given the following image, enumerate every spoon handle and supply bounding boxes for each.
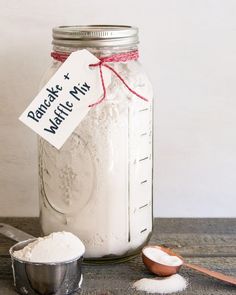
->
[0,223,35,242]
[184,262,236,286]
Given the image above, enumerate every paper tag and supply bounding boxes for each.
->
[19,49,111,149]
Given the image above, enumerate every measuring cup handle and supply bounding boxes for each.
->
[0,223,35,242]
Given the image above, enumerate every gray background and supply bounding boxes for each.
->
[0,0,236,217]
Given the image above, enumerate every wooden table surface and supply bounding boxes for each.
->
[0,218,235,294]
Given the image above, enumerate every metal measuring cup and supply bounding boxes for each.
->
[0,223,83,295]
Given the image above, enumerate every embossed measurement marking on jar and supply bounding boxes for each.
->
[139,203,149,209]
[140,132,148,136]
[141,228,147,233]
[140,180,148,184]
[139,156,149,162]
[139,108,149,112]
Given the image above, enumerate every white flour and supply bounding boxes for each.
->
[39,58,153,258]
[13,232,85,263]
[133,274,188,294]
[143,247,183,266]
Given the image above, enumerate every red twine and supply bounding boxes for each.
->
[51,50,148,107]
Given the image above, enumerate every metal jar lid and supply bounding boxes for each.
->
[52,25,139,48]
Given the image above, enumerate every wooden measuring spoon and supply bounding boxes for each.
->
[142,245,236,286]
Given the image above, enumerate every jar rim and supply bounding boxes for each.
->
[52,25,139,48]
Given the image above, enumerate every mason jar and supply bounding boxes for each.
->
[39,25,153,261]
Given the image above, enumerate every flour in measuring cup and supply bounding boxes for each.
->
[13,232,85,263]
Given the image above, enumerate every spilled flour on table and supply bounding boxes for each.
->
[133,274,188,294]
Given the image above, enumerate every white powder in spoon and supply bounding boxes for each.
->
[133,274,188,294]
[143,247,183,266]
[13,231,85,263]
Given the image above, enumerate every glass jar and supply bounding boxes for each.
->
[39,25,153,261]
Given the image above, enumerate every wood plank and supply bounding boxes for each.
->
[1,232,235,258]
[152,218,236,257]
[150,233,236,257]
[154,218,236,235]
[1,218,235,237]
[0,257,235,294]
[1,218,235,257]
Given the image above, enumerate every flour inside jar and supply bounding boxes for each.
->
[39,25,153,260]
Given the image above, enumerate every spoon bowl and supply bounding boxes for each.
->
[142,245,183,277]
